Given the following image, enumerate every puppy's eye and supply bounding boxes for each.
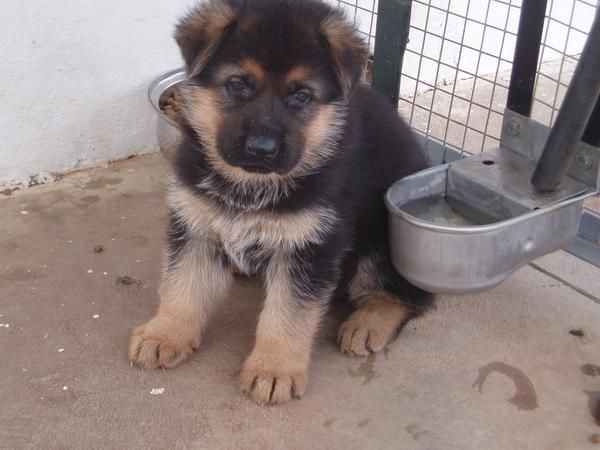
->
[290,89,312,106]
[227,77,247,93]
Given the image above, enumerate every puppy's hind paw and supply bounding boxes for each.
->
[338,296,410,356]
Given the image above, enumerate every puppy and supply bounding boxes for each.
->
[129,0,434,405]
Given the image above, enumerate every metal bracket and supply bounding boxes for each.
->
[501,109,600,190]
[566,209,600,267]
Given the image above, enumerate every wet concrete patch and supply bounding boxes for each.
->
[0,267,45,283]
[323,418,336,429]
[115,275,144,288]
[78,195,101,208]
[84,177,123,190]
[405,423,430,440]
[584,391,600,426]
[0,241,19,252]
[348,353,379,385]
[582,364,600,377]
[357,418,371,427]
[130,234,150,247]
[473,362,538,411]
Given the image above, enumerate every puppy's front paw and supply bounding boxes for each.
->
[128,315,200,369]
[239,355,308,405]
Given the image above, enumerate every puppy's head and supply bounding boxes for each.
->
[174,0,367,183]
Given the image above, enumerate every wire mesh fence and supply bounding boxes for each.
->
[334,0,379,52]
[329,0,598,158]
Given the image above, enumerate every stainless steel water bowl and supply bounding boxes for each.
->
[385,164,586,295]
[148,68,186,162]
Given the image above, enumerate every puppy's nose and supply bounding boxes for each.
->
[245,136,279,159]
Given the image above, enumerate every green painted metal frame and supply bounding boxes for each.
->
[371,0,412,106]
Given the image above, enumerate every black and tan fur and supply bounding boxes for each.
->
[129,0,434,405]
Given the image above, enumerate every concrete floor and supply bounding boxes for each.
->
[1,154,600,449]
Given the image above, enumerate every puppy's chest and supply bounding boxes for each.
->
[220,230,273,275]
[214,213,300,275]
[172,188,337,274]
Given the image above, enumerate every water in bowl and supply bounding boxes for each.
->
[400,195,494,226]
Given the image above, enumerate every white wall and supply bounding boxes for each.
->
[0,0,195,190]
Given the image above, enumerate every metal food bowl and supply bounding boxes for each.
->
[385,159,588,295]
[148,68,186,162]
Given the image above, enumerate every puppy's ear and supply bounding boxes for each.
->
[174,0,238,77]
[320,10,368,98]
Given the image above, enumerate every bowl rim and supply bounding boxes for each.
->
[147,67,187,127]
[385,164,590,235]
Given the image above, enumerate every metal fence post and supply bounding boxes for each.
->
[371,0,412,107]
[582,99,600,148]
[506,0,548,117]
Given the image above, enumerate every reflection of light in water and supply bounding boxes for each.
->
[400,196,477,226]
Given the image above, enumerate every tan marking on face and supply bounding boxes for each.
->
[241,58,266,83]
[304,104,337,151]
[284,65,326,98]
[239,252,329,404]
[293,102,347,176]
[212,64,248,84]
[338,294,411,355]
[213,59,265,86]
[181,85,221,157]
[285,65,312,84]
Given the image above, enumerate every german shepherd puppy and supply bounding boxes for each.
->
[129,0,434,405]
